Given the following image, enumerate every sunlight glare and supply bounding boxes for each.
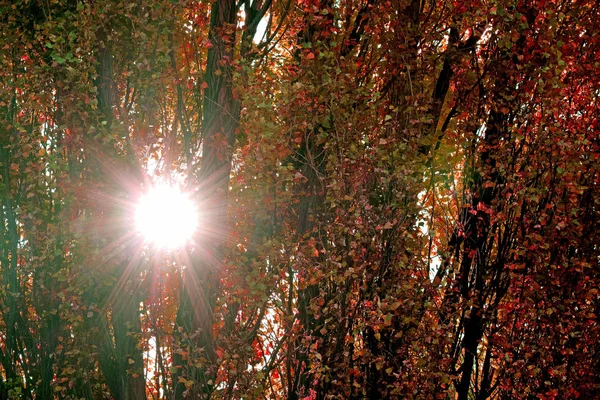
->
[135,184,198,248]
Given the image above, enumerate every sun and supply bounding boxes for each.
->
[135,184,198,248]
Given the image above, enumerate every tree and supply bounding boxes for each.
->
[0,0,598,398]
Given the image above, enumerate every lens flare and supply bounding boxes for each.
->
[135,184,198,248]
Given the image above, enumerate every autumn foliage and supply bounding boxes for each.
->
[0,0,599,398]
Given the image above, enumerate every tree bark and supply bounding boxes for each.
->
[173,0,240,398]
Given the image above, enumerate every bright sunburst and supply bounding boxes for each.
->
[135,184,198,248]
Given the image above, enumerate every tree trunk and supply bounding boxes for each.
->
[94,31,146,400]
[173,0,240,398]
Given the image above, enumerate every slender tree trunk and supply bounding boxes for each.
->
[94,31,146,400]
[173,0,240,398]
[456,307,483,400]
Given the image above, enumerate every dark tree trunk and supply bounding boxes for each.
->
[173,0,240,398]
[93,28,146,400]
